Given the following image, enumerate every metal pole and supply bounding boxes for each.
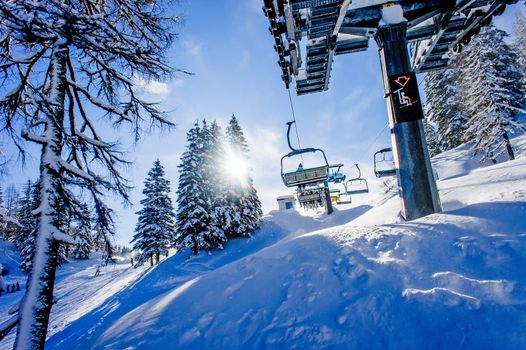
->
[324,187,334,215]
[374,23,442,220]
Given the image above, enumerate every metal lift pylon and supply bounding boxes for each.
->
[374,8,441,220]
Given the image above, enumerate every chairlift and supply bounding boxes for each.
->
[337,192,352,205]
[346,164,369,195]
[374,147,397,178]
[280,121,330,188]
[327,164,346,184]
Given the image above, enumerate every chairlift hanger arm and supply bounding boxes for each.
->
[285,121,297,151]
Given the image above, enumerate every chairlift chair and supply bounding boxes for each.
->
[374,148,397,178]
[280,122,330,188]
[337,192,352,205]
[346,164,369,195]
[327,164,346,184]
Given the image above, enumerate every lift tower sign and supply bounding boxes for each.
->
[388,72,422,124]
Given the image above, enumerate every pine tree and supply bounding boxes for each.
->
[201,120,229,248]
[16,181,38,271]
[423,118,442,157]
[512,10,526,88]
[132,159,176,266]
[0,1,180,347]
[424,57,467,151]
[459,24,526,161]
[72,204,93,260]
[2,184,20,241]
[225,115,263,236]
[174,123,212,254]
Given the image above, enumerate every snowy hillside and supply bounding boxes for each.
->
[3,136,526,349]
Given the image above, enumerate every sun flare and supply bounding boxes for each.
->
[222,146,249,186]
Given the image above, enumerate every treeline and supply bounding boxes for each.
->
[0,181,117,271]
[424,19,526,161]
[131,115,263,266]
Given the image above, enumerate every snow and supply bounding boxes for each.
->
[0,249,146,349]
[3,135,526,349]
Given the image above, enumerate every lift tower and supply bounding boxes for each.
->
[263,0,517,220]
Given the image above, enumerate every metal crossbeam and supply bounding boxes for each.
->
[263,0,517,94]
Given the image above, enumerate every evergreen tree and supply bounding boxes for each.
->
[424,57,467,151]
[423,118,442,157]
[132,159,176,266]
[2,184,20,241]
[200,120,228,248]
[459,24,526,161]
[512,10,526,88]
[72,204,93,260]
[225,115,263,236]
[174,123,212,254]
[16,181,37,271]
[19,181,42,271]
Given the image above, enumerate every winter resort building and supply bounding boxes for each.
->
[277,195,297,211]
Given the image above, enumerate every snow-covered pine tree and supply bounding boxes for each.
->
[423,57,467,151]
[423,118,442,157]
[512,10,526,89]
[174,122,217,254]
[0,184,4,237]
[18,181,41,271]
[459,24,526,161]
[72,204,93,260]
[1,184,20,241]
[0,1,180,347]
[16,181,37,270]
[0,184,21,239]
[131,159,176,266]
[225,115,263,237]
[200,120,228,249]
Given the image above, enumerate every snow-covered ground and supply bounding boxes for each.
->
[0,251,147,349]
[2,135,526,349]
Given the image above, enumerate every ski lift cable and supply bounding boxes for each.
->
[366,122,389,154]
[287,88,304,163]
[287,88,303,150]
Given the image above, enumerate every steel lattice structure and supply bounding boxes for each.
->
[263,0,518,95]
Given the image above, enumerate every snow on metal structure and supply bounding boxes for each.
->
[263,0,517,95]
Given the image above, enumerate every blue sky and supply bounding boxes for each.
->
[1,1,523,246]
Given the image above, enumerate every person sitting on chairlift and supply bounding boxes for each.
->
[297,163,304,171]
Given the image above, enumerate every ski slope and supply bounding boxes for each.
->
[3,136,526,349]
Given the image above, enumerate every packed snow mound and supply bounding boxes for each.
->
[45,135,526,349]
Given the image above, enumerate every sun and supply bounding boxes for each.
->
[222,146,249,186]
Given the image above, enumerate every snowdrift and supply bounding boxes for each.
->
[6,136,526,349]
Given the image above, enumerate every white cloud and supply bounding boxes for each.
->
[171,79,185,88]
[135,77,171,96]
[183,39,202,59]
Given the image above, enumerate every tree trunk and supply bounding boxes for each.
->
[156,252,160,264]
[150,255,154,266]
[15,42,69,350]
[503,131,515,161]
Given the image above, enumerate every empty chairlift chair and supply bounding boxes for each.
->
[374,148,397,178]
[346,164,369,195]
